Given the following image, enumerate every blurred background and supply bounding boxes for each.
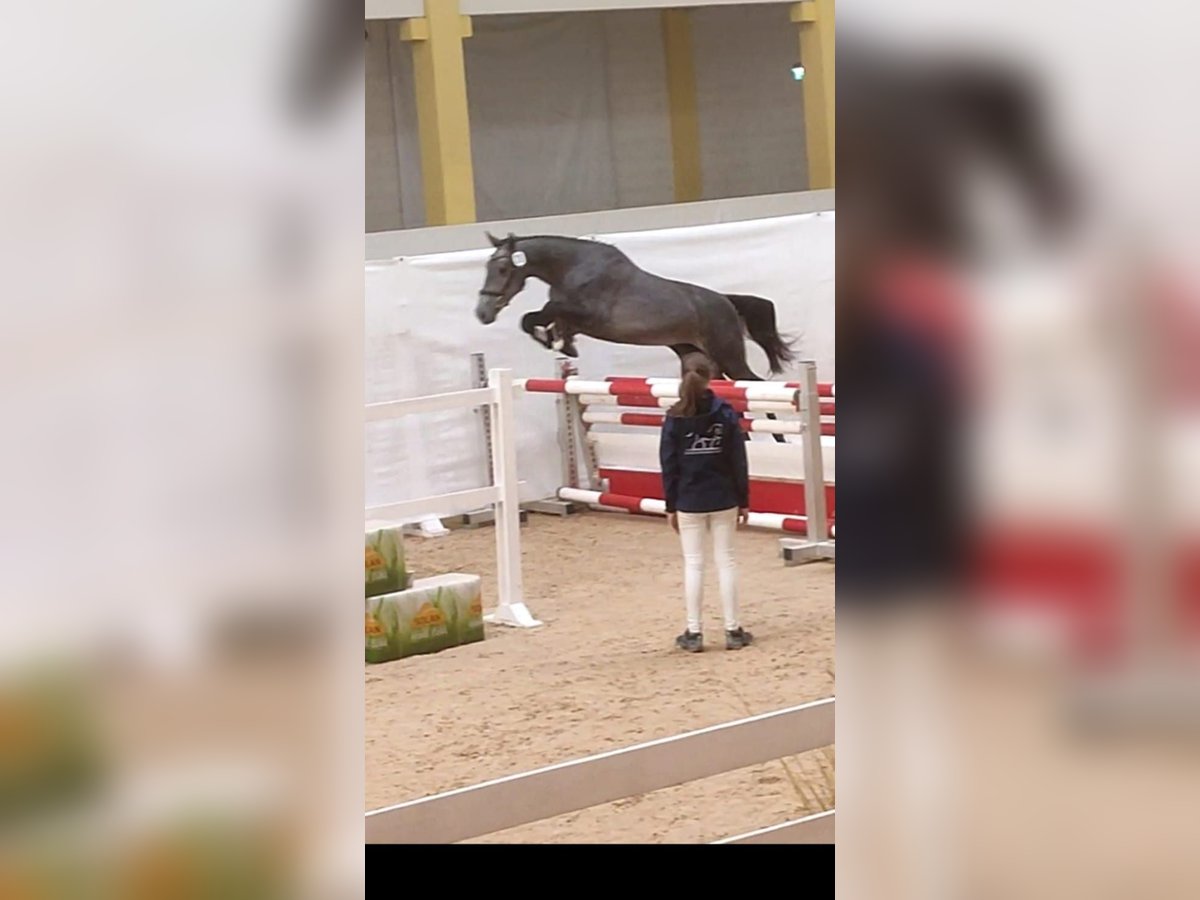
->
[0,1,364,896]
[836,2,1200,898]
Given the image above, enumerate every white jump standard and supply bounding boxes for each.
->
[365,368,541,628]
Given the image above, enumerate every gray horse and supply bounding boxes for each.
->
[474,232,797,381]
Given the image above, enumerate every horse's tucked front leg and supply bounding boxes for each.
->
[550,324,579,357]
[520,311,553,349]
[521,305,579,357]
[521,308,568,351]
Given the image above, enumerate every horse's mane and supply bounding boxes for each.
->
[515,233,611,247]
[514,234,631,263]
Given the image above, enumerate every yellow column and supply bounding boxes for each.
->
[401,0,476,225]
[661,9,703,203]
[792,0,835,189]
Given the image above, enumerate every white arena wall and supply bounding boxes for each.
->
[366,208,834,519]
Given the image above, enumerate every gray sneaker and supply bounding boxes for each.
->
[675,630,703,653]
[725,627,754,650]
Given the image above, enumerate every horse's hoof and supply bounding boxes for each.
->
[563,346,579,358]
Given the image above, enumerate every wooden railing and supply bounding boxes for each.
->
[366,696,834,844]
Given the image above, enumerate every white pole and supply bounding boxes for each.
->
[471,352,494,487]
[486,368,541,628]
[556,355,579,489]
[779,361,835,564]
[801,360,830,544]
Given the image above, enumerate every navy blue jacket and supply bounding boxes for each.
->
[659,391,750,514]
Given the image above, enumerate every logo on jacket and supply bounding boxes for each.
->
[685,423,724,455]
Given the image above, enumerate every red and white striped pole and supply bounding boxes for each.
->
[604,375,835,398]
[519,378,803,406]
[557,488,835,537]
[580,409,835,436]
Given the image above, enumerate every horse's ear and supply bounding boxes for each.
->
[486,231,502,248]
[505,232,517,247]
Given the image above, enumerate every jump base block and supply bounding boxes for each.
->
[457,507,529,529]
[522,498,585,517]
[780,539,836,566]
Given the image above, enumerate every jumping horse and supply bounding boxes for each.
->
[474,232,798,440]
[474,232,798,439]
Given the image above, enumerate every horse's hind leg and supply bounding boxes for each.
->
[704,337,791,443]
[670,344,715,377]
[699,320,757,380]
[706,342,762,382]
[718,360,763,381]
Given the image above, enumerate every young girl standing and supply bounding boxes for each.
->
[659,361,753,652]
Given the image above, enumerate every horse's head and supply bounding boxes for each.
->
[476,232,530,325]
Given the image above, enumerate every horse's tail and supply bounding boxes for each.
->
[725,294,798,376]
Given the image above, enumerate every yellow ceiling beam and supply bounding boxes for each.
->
[661,8,704,203]
[791,0,834,189]
[401,0,477,224]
